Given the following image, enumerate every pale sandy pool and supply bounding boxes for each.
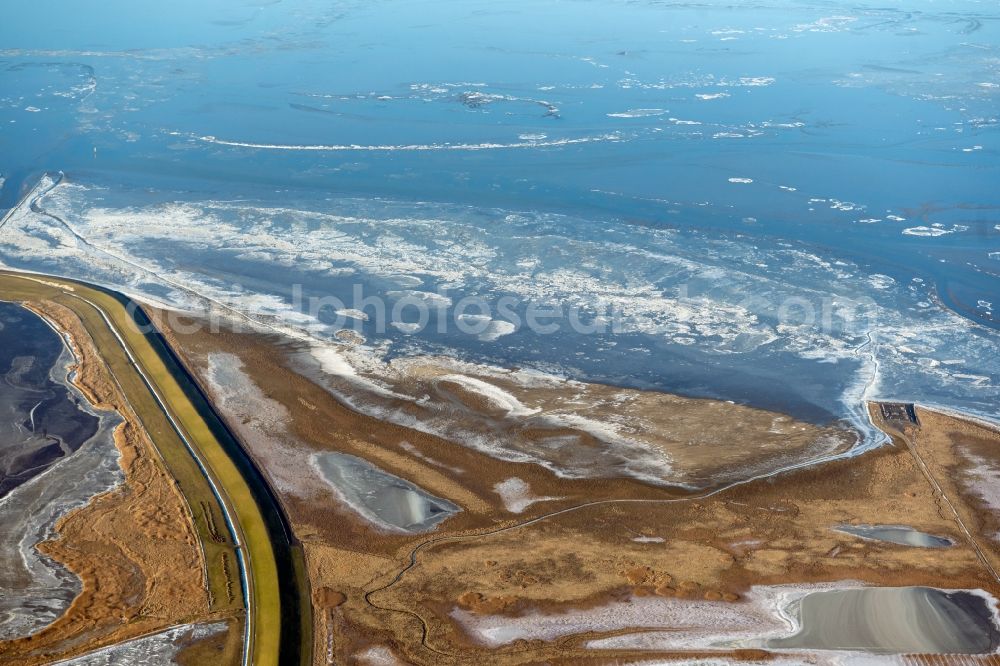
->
[834,524,953,548]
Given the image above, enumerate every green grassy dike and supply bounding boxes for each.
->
[0,270,305,666]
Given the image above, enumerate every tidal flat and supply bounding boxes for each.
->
[0,302,123,641]
[157,314,1000,664]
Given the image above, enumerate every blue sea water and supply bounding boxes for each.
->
[0,0,997,431]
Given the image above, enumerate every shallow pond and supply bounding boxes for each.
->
[834,524,953,548]
[769,587,999,654]
[312,452,459,532]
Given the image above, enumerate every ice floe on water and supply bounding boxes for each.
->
[1,177,999,460]
[867,274,895,290]
[386,289,452,309]
[336,308,369,322]
[188,132,625,152]
[475,318,516,342]
[793,16,857,33]
[391,321,422,334]
[620,74,776,92]
[607,108,668,118]
[902,224,969,237]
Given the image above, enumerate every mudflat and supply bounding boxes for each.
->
[156,311,1000,664]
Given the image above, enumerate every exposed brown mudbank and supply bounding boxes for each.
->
[355,405,1000,664]
[0,302,214,665]
[150,310,1000,664]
